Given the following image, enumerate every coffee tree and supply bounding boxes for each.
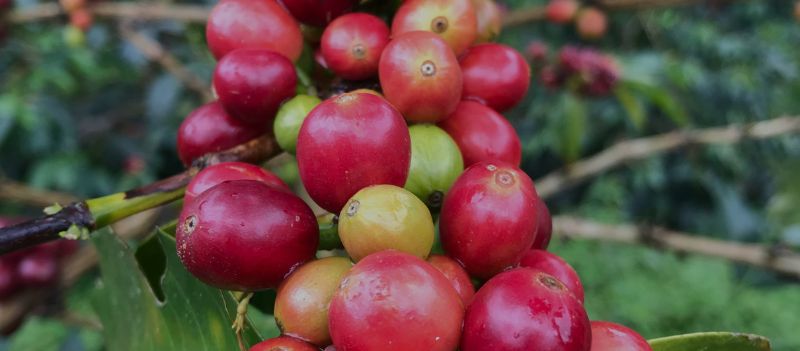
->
[1,0,799,350]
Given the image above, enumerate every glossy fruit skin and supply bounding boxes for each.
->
[329,250,464,351]
[249,335,319,351]
[440,161,538,279]
[338,185,434,261]
[275,257,352,346]
[296,93,411,213]
[176,102,263,166]
[427,254,475,304]
[321,13,390,81]
[206,0,303,61]
[546,0,578,23]
[379,31,462,123]
[274,95,322,154]
[392,0,477,55]
[404,124,464,208]
[591,321,652,351]
[279,0,357,27]
[177,180,318,291]
[461,268,591,351]
[460,43,531,112]
[520,250,584,302]
[213,48,297,126]
[472,0,502,43]
[438,100,522,167]
[576,7,607,40]
[184,162,288,205]
[16,253,57,287]
[531,197,553,249]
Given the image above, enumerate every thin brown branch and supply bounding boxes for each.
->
[118,22,213,102]
[8,3,209,23]
[0,179,77,207]
[534,116,800,199]
[553,215,800,278]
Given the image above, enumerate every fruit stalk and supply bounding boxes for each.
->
[0,135,281,254]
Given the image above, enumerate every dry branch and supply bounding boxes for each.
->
[0,179,77,207]
[534,116,800,199]
[8,3,209,23]
[553,215,800,278]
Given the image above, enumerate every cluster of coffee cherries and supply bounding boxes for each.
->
[0,218,78,334]
[173,0,649,350]
[545,0,608,40]
[529,44,620,97]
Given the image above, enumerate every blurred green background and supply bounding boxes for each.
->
[1,0,799,350]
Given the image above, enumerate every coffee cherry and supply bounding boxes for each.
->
[69,8,92,32]
[280,0,357,27]
[0,259,19,300]
[274,95,322,154]
[438,100,521,167]
[546,0,578,23]
[404,124,463,208]
[427,254,475,304]
[275,257,352,346]
[392,0,478,55]
[177,180,318,291]
[329,250,464,351]
[250,335,318,351]
[531,197,553,249]
[184,162,288,205]
[321,13,390,81]
[440,161,538,279]
[471,0,503,43]
[379,31,462,122]
[460,43,531,112]
[520,249,584,302]
[461,268,591,351]
[296,93,410,213]
[176,102,263,166]
[338,185,434,261]
[17,252,58,287]
[213,48,297,126]
[206,0,302,61]
[576,7,607,40]
[591,321,652,351]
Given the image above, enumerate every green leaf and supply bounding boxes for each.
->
[614,84,646,130]
[622,79,690,127]
[92,228,263,350]
[649,332,771,351]
[557,93,587,163]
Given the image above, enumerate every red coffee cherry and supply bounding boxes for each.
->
[531,197,553,249]
[520,249,584,302]
[379,31,462,123]
[176,102,263,166]
[460,43,531,112]
[329,250,464,351]
[461,268,591,351]
[392,0,478,55]
[427,254,475,304]
[296,93,410,213]
[206,0,302,61]
[321,13,390,81]
[184,162,288,205]
[591,321,653,351]
[177,180,318,291]
[213,48,297,126]
[0,259,19,300]
[438,100,522,167]
[280,0,357,27]
[546,0,579,23]
[440,161,538,279]
[576,7,608,40]
[69,8,93,32]
[17,253,58,287]
[249,335,318,351]
[274,257,352,346]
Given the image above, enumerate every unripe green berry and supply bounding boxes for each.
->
[274,94,321,154]
[403,124,464,209]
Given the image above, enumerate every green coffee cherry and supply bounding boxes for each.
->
[404,124,464,209]
[274,94,321,154]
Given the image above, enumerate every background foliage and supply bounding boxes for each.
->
[1,0,799,350]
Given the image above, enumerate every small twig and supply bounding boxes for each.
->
[0,178,78,207]
[118,22,213,102]
[8,3,210,23]
[534,116,800,199]
[553,216,800,278]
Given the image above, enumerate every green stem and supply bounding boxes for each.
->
[87,187,185,228]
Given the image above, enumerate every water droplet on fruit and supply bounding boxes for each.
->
[431,16,449,33]
[352,44,366,59]
[420,60,437,77]
[184,215,197,235]
[346,200,360,217]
